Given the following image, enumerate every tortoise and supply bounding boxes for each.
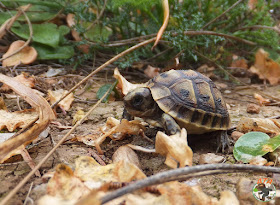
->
[123,69,231,151]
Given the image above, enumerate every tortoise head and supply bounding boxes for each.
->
[124,87,157,118]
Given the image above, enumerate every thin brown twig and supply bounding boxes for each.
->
[51,37,156,108]
[236,25,280,34]
[182,30,256,46]
[0,6,33,62]
[202,0,245,29]
[101,164,280,204]
[0,85,114,205]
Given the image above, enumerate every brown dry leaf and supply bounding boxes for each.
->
[66,13,89,53]
[254,93,271,105]
[218,190,239,205]
[196,64,216,78]
[95,117,145,154]
[236,117,280,135]
[72,109,85,125]
[0,74,55,163]
[249,49,280,85]
[155,128,193,168]
[0,4,31,39]
[0,109,38,132]
[144,65,160,78]
[152,0,169,49]
[0,97,7,110]
[113,68,143,95]
[231,55,248,69]
[2,40,37,67]
[248,0,258,10]
[74,156,146,185]
[0,73,35,92]
[48,89,74,111]
[112,145,141,169]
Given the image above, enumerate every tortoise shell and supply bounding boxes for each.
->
[146,69,230,134]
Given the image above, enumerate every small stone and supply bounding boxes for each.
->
[199,153,224,164]
[224,90,231,94]
[231,131,244,141]
[246,103,261,114]
[249,156,267,165]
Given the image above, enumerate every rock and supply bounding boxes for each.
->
[246,103,261,114]
[199,153,224,164]
[231,131,244,141]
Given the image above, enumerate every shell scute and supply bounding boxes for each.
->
[147,69,230,133]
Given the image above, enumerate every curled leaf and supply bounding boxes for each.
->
[2,40,37,67]
[155,128,193,168]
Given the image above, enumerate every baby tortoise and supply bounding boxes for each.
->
[123,69,231,152]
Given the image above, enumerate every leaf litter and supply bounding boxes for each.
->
[2,56,280,204]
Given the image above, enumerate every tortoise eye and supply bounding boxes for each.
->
[132,95,143,107]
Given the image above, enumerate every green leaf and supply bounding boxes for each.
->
[84,24,112,42]
[233,132,280,163]
[33,44,74,60]
[11,23,66,48]
[96,82,117,102]
[0,0,62,9]
[0,12,20,26]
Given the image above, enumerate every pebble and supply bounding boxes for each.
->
[246,103,261,114]
[231,131,244,141]
[199,153,224,164]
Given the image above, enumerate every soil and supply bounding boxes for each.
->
[1,69,280,204]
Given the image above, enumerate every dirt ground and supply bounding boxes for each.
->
[1,69,280,204]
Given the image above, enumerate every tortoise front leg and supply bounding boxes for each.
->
[122,108,133,121]
[161,113,181,135]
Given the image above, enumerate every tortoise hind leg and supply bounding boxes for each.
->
[161,113,181,135]
[216,130,232,153]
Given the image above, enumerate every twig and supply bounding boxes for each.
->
[0,6,33,62]
[101,164,280,204]
[0,85,114,205]
[202,0,245,29]
[193,50,248,86]
[88,148,106,166]
[51,37,156,108]
[236,25,280,34]
[23,182,33,205]
[182,30,256,46]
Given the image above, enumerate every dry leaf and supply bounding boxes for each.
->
[196,64,216,78]
[218,191,239,205]
[0,74,55,163]
[95,117,145,154]
[2,40,37,67]
[112,145,141,169]
[155,128,193,168]
[249,49,280,85]
[47,164,91,200]
[231,55,248,69]
[113,68,143,95]
[66,13,89,53]
[0,73,35,92]
[237,117,280,135]
[0,109,38,132]
[249,156,267,165]
[254,93,271,105]
[48,89,74,112]
[72,109,85,125]
[0,97,7,110]
[144,65,160,78]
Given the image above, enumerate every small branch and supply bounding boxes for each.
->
[101,164,280,204]
[51,37,156,108]
[202,0,244,29]
[0,6,33,62]
[182,30,256,46]
[236,25,280,34]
